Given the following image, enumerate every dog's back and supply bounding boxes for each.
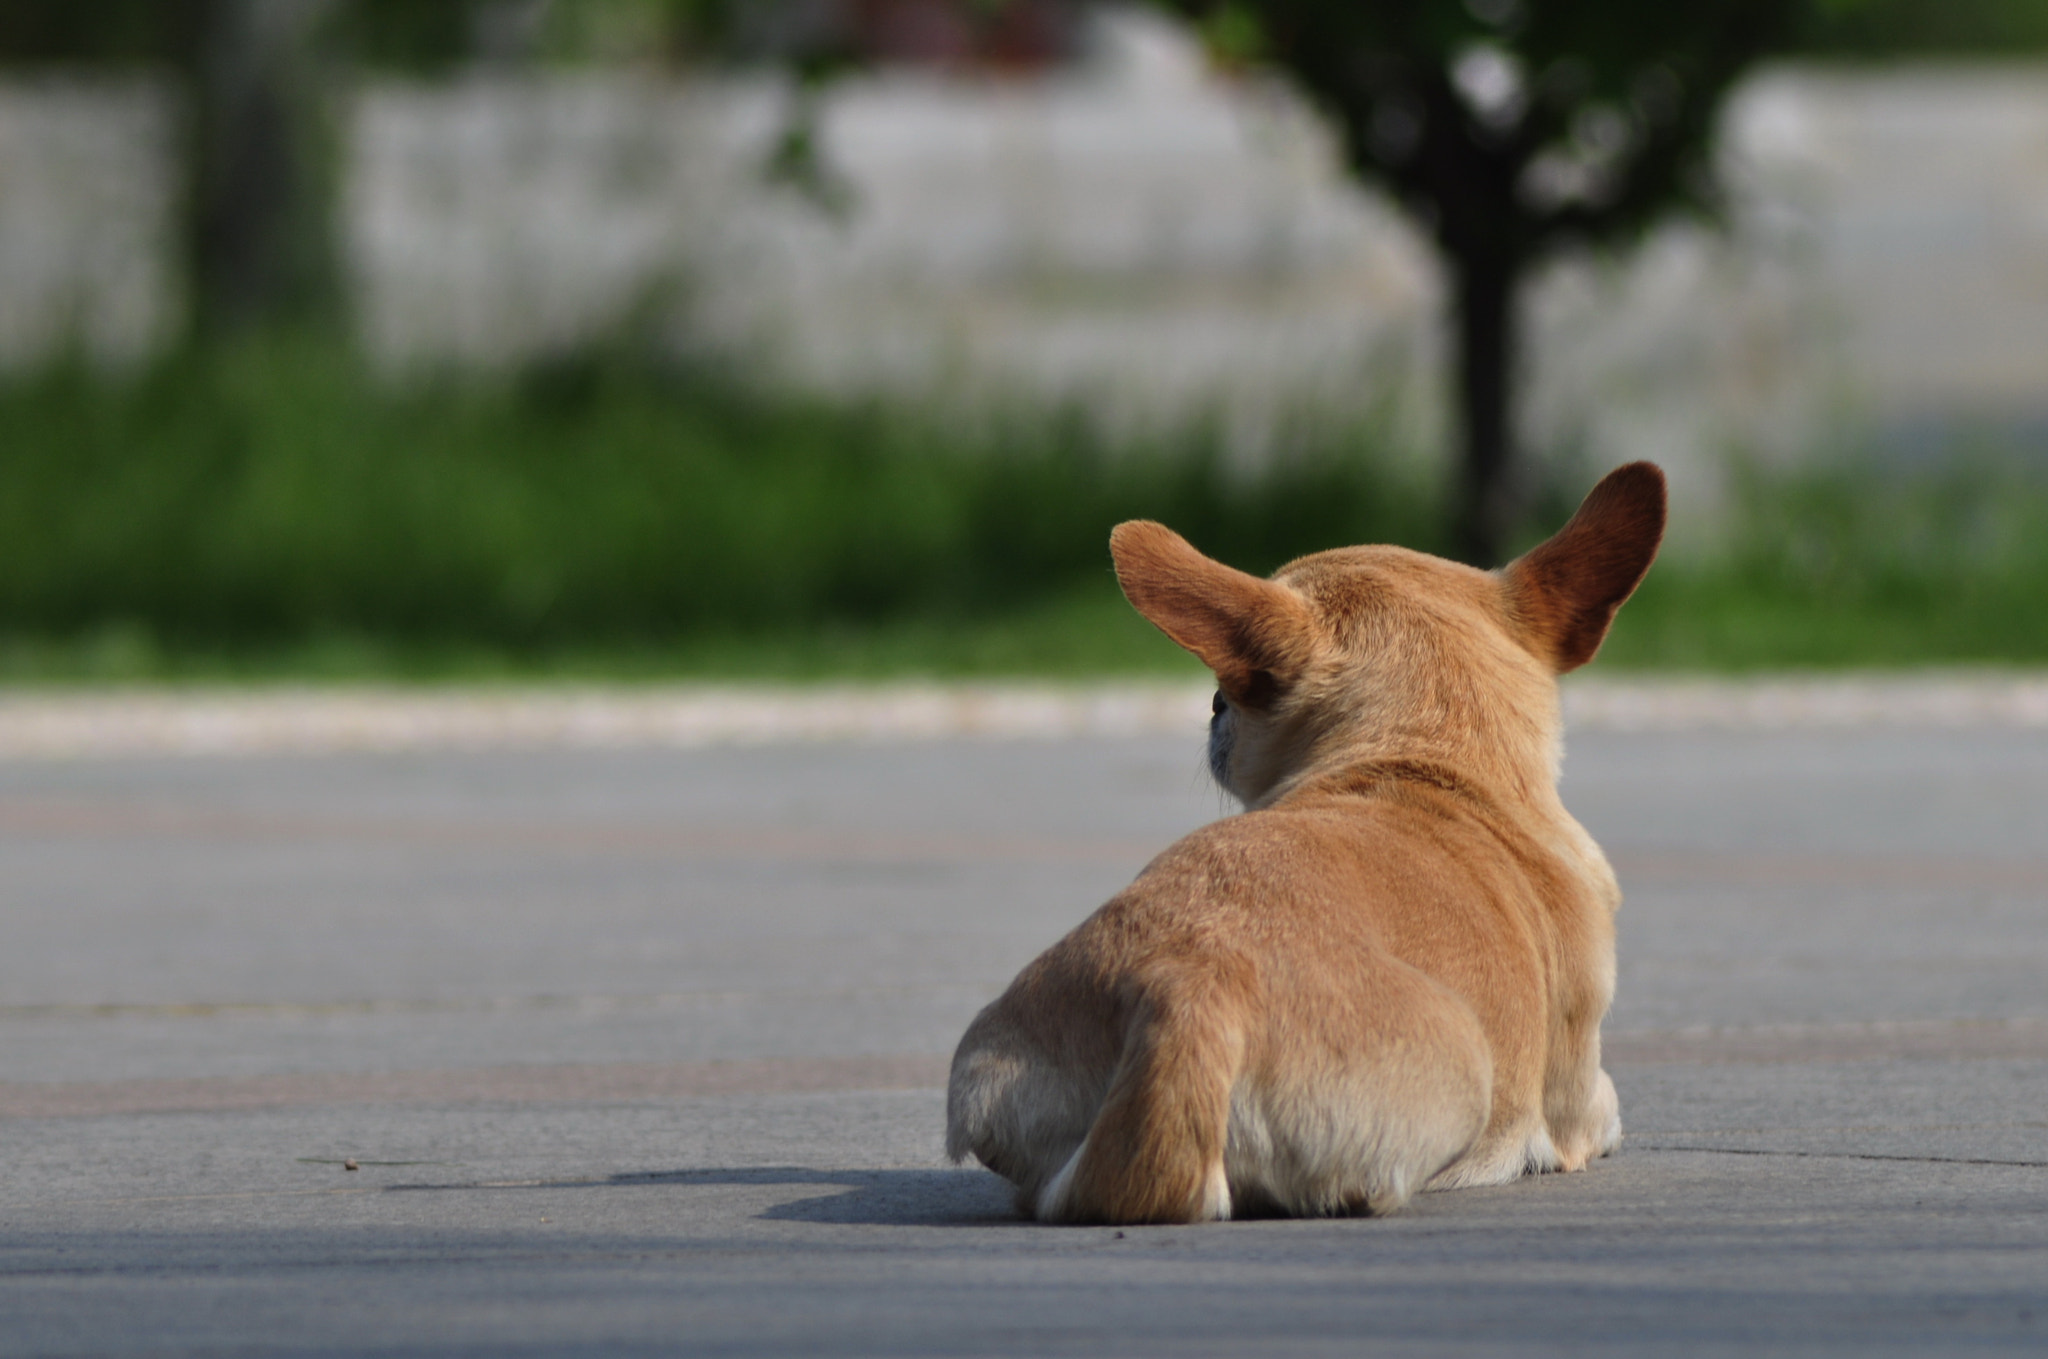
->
[947,464,1665,1224]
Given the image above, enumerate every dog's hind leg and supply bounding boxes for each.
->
[1034,996,1244,1225]
[948,1029,1106,1211]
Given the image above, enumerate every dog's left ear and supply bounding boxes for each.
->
[1503,462,1667,673]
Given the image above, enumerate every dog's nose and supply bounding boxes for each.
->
[1211,691,1228,718]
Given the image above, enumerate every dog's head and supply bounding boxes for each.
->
[1111,462,1666,808]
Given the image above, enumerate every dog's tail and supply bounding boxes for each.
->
[1033,987,1244,1225]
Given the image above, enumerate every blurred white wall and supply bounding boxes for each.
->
[341,12,1440,459]
[0,77,182,368]
[1527,65,2048,521]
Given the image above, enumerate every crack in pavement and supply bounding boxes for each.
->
[1633,1144,2048,1168]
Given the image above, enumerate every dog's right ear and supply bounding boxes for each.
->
[1110,521,1314,707]
[1502,462,1667,673]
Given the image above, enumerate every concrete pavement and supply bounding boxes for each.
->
[2,689,2046,1355]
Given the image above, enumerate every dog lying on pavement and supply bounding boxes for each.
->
[946,462,1666,1223]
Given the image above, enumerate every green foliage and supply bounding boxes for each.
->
[1798,0,2048,55]
[331,0,738,71]
[0,341,1437,673]
[0,1,205,66]
[328,0,480,71]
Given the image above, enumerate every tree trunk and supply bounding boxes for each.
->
[1451,252,1519,568]
[190,0,337,334]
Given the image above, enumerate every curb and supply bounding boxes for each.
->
[3,675,2048,758]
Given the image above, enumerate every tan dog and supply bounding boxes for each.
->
[946,462,1666,1224]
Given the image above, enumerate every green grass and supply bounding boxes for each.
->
[5,339,2048,682]
[0,584,1213,683]
[1600,457,2048,671]
[0,338,1431,682]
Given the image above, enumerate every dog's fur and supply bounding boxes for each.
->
[945,462,1666,1224]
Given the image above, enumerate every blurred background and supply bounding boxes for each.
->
[2,0,2047,680]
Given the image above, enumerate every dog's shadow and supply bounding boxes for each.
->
[618,1166,1020,1226]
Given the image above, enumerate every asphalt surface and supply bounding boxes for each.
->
[3,712,2047,1356]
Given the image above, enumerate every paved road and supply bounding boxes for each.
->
[3,715,2047,1355]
